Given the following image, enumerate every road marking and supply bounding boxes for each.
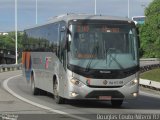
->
[3,75,90,120]
[140,91,160,99]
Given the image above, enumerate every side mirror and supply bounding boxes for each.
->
[67,28,71,36]
[66,28,72,51]
[61,26,66,32]
[66,35,71,51]
[136,27,140,48]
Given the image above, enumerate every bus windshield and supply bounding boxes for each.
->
[68,22,138,70]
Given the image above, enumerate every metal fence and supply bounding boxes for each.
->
[140,64,160,73]
[0,64,21,72]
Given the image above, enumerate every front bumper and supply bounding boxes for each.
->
[65,81,139,100]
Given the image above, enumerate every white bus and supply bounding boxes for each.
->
[132,16,145,25]
[22,14,140,107]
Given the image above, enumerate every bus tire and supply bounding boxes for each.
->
[31,73,39,95]
[111,99,123,107]
[53,79,65,104]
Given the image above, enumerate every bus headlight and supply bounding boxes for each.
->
[70,78,85,87]
[131,79,138,85]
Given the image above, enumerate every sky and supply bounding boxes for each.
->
[0,0,153,32]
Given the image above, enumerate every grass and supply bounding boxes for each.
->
[140,68,160,82]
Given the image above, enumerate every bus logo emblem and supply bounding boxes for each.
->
[103,80,108,85]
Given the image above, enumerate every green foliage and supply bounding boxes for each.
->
[140,68,160,82]
[139,0,160,58]
[0,32,23,51]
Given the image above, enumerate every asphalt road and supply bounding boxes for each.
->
[0,71,76,120]
[0,71,45,114]
[1,70,160,120]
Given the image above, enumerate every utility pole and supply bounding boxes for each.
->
[36,0,38,24]
[128,0,130,18]
[15,0,18,64]
[95,0,97,15]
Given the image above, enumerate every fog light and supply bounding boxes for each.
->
[132,92,138,97]
[70,92,78,97]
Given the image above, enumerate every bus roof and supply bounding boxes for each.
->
[49,13,132,23]
[25,14,132,30]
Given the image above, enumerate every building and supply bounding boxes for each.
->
[0,32,9,35]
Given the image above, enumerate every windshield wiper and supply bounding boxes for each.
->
[85,45,99,72]
[106,48,124,69]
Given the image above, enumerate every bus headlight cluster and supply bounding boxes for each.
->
[131,79,138,85]
[70,78,85,87]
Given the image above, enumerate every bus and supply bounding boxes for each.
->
[132,16,145,25]
[22,14,139,107]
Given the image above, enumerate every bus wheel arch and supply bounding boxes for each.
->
[53,75,65,104]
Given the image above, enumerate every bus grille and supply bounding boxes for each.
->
[85,90,124,99]
[87,85,122,88]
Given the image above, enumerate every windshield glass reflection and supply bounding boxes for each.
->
[68,23,138,70]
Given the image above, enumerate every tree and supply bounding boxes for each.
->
[0,32,23,50]
[0,32,23,63]
[0,34,14,49]
[139,0,160,58]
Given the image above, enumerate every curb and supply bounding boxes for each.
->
[140,79,160,91]
[139,63,160,91]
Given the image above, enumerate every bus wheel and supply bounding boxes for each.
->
[53,79,65,104]
[31,74,39,95]
[111,99,123,107]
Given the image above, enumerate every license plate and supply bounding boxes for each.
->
[99,96,112,100]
